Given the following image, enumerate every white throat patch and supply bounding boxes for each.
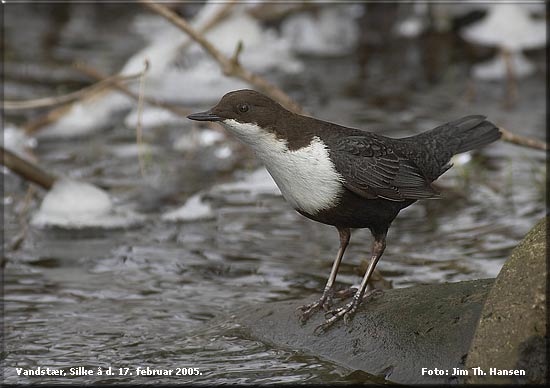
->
[221,119,344,214]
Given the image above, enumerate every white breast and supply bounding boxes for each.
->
[221,119,344,214]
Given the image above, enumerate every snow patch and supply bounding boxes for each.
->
[162,193,215,222]
[3,125,36,158]
[31,179,145,229]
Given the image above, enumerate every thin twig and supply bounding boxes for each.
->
[499,127,548,151]
[176,0,237,54]
[75,62,191,117]
[22,63,153,134]
[230,40,244,68]
[136,60,148,177]
[24,104,74,134]
[139,0,304,114]
[4,70,147,111]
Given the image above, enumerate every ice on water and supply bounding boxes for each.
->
[31,179,145,229]
[162,193,215,222]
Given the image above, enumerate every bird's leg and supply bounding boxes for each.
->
[297,227,350,323]
[315,233,387,334]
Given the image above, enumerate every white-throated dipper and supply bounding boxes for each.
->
[188,89,501,333]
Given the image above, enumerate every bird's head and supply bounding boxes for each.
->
[187,89,289,142]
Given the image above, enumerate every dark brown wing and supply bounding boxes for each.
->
[329,135,438,201]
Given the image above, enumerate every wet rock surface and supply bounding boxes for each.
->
[465,217,547,384]
[234,278,494,384]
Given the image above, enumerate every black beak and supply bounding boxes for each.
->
[187,110,222,122]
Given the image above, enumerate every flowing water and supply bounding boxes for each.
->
[2,4,546,385]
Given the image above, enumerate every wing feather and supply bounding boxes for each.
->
[330,135,437,201]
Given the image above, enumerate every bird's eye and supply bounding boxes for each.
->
[238,103,249,113]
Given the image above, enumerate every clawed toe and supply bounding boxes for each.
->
[315,308,347,334]
[306,287,384,333]
[298,287,377,328]
[314,300,361,334]
[363,288,384,300]
[296,304,317,323]
[297,297,331,323]
[313,321,331,335]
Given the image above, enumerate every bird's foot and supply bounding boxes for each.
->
[296,286,357,324]
[313,299,359,335]
[313,288,382,335]
[296,293,332,323]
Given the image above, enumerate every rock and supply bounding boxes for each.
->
[234,278,494,384]
[465,217,547,384]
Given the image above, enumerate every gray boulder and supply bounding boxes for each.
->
[234,278,494,384]
[465,217,547,384]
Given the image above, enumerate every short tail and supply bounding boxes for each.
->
[449,115,501,154]
[416,115,501,155]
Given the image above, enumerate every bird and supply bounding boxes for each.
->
[187,89,501,333]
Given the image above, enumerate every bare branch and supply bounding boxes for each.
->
[74,62,191,117]
[195,1,238,34]
[175,1,238,57]
[499,127,548,151]
[139,0,304,114]
[22,61,153,134]
[4,66,148,111]
[24,104,74,134]
[1,146,57,190]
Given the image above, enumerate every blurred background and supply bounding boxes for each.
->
[2,2,546,385]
